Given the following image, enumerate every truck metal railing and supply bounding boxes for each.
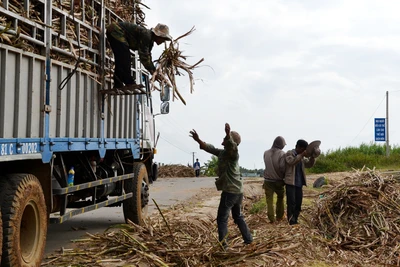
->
[49,193,133,223]
[0,0,137,88]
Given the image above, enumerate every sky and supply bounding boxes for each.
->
[142,0,400,169]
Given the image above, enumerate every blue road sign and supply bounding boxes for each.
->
[374,118,386,141]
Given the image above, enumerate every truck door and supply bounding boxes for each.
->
[139,75,155,150]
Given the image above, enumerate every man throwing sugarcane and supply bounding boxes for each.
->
[106,22,172,88]
[189,123,253,250]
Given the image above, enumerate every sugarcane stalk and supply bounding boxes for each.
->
[120,229,148,251]
[152,198,173,236]
[94,245,126,257]
[71,238,93,242]
[131,247,169,267]
[96,259,123,263]
[41,256,62,266]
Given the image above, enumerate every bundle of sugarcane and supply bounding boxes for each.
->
[133,0,149,26]
[151,26,204,105]
[0,22,39,53]
[0,0,42,52]
[1,0,149,65]
[0,0,43,25]
[307,168,400,265]
[0,0,141,50]
[0,21,14,45]
[102,0,146,23]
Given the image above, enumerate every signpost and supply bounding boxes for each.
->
[374,91,390,157]
[374,118,386,142]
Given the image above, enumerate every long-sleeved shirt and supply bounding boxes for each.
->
[106,22,156,73]
[263,148,286,182]
[263,136,286,182]
[284,149,315,186]
[203,135,243,194]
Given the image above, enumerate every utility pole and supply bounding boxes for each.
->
[386,91,390,157]
[192,152,196,166]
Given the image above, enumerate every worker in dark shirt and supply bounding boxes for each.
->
[284,139,316,225]
[106,22,172,88]
[190,123,253,249]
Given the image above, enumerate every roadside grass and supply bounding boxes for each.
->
[249,196,266,214]
[310,142,400,173]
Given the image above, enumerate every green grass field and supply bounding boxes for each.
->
[310,142,400,173]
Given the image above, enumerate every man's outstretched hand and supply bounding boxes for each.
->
[189,129,200,142]
[225,123,231,136]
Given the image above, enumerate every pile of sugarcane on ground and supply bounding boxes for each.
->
[42,170,400,266]
[157,164,196,178]
[305,168,400,265]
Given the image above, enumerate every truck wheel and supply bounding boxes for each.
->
[123,162,149,225]
[1,174,47,267]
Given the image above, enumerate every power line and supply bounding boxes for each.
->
[350,94,386,145]
[156,117,191,145]
[159,136,191,154]
[158,115,190,140]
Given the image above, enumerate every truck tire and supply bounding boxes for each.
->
[0,174,47,267]
[123,162,149,225]
[0,177,9,267]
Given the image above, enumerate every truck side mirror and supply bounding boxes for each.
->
[160,102,170,114]
[160,85,171,102]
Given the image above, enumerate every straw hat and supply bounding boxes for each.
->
[306,140,321,158]
[152,23,173,41]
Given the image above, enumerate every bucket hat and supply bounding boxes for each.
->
[306,140,321,158]
[152,23,173,41]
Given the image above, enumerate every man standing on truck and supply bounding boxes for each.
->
[189,123,253,249]
[106,22,172,88]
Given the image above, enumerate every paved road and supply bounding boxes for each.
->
[45,177,215,256]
